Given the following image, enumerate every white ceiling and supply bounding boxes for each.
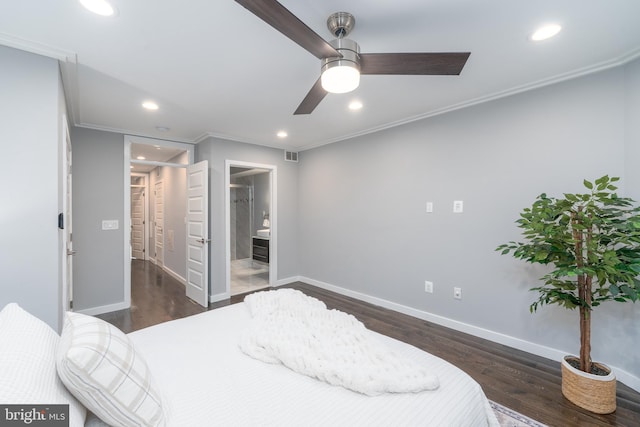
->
[130,142,186,172]
[2,1,639,151]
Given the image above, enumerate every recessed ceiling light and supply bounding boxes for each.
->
[79,0,115,17]
[142,101,159,110]
[277,131,288,138]
[136,156,146,160]
[531,24,562,41]
[155,126,170,132]
[349,100,363,111]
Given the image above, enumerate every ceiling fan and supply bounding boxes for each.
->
[235,0,471,115]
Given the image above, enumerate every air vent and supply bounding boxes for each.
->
[284,150,298,162]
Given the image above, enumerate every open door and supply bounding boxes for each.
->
[62,117,74,312]
[186,160,209,307]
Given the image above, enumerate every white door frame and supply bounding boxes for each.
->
[225,160,277,297]
[124,136,194,309]
[60,114,73,319]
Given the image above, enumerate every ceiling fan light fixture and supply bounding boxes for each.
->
[320,38,361,94]
[321,64,360,94]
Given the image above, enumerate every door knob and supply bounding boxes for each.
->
[196,238,211,244]
[67,249,77,256]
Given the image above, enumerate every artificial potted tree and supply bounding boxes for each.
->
[497,175,640,414]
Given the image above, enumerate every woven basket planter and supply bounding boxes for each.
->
[561,356,616,414]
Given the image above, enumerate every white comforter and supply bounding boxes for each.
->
[239,289,440,396]
[116,293,499,426]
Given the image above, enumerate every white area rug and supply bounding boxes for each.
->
[490,401,548,427]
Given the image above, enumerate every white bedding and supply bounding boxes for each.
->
[239,290,440,396]
[120,298,499,427]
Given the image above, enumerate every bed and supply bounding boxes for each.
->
[0,290,499,426]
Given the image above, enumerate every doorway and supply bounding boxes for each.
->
[225,160,277,296]
[124,136,207,308]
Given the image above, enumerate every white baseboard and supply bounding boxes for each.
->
[299,276,640,393]
[162,265,186,286]
[274,276,300,287]
[76,301,129,317]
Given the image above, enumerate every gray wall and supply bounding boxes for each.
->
[196,139,299,297]
[253,172,271,236]
[625,58,640,201]
[70,127,125,311]
[0,46,64,331]
[298,62,639,381]
[160,152,188,279]
[230,176,253,260]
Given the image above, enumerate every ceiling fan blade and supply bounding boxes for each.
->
[235,0,339,59]
[360,52,470,75]
[294,78,328,115]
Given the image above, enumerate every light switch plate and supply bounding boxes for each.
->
[426,202,433,213]
[453,200,464,213]
[102,220,119,230]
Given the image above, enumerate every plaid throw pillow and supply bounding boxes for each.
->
[56,312,165,427]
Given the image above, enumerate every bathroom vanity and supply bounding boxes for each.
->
[252,236,269,263]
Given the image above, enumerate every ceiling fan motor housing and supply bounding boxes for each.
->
[321,38,361,72]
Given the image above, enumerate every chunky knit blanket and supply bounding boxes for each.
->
[239,289,440,396]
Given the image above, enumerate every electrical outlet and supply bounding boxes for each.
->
[454,287,462,300]
[426,202,433,213]
[425,281,434,293]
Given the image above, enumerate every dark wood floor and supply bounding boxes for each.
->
[98,260,640,426]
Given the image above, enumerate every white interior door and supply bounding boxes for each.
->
[131,180,145,260]
[154,180,164,266]
[186,160,209,307]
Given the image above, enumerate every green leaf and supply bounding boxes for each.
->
[583,179,593,190]
[595,175,608,186]
[535,251,548,261]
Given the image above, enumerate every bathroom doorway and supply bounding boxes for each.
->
[226,161,277,296]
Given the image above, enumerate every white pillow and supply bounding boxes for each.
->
[56,311,165,427]
[0,303,86,427]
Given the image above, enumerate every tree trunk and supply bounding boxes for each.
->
[573,209,592,373]
[579,280,592,373]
